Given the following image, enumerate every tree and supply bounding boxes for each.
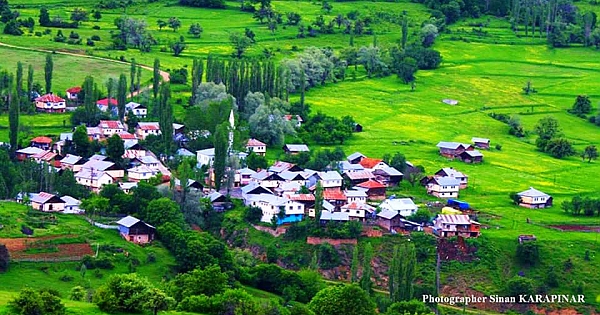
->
[39,7,50,26]
[171,38,187,57]
[350,245,359,283]
[321,1,332,13]
[570,95,592,115]
[382,152,406,173]
[168,17,181,32]
[106,134,125,166]
[545,138,576,159]
[144,288,173,315]
[213,121,229,191]
[179,0,226,9]
[420,24,438,47]
[9,288,65,315]
[405,165,424,187]
[45,54,53,93]
[401,16,408,49]
[157,19,167,30]
[94,274,153,313]
[407,209,430,224]
[506,276,535,297]
[314,181,323,220]
[229,32,252,58]
[72,125,91,157]
[27,64,34,98]
[158,83,174,154]
[244,206,263,223]
[396,57,417,84]
[130,59,136,99]
[106,77,116,116]
[357,46,386,78]
[0,243,9,272]
[8,73,18,154]
[93,10,102,21]
[188,23,203,37]
[249,101,295,146]
[581,145,598,163]
[360,242,373,294]
[70,8,89,24]
[146,197,185,229]
[308,284,376,315]
[246,151,267,170]
[534,116,560,150]
[245,27,256,42]
[516,242,539,266]
[389,244,416,303]
[117,74,127,121]
[386,300,432,315]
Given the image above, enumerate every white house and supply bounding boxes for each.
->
[283,144,310,155]
[31,192,65,212]
[318,171,343,190]
[60,154,84,172]
[119,182,138,194]
[136,122,161,140]
[128,165,159,181]
[345,190,368,204]
[341,202,376,221]
[35,93,66,113]
[246,193,304,224]
[425,177,460,198]
[98,120,125,137]
[435,167,468,189]
[81,160,125,179]
[125,102,147,118]
[196,148,247,167]
[247,138,267,156]
[61,195,83,214]
[379,198,419,217]
[66,87,81,100]
[75,169,114,192]
[517,187,553,209]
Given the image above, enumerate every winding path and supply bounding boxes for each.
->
[0,41,170,95]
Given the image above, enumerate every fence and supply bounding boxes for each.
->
[306,237,357,246]
[13,256,86,262]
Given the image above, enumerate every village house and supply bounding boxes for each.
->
[90,154,107,161]
[359,158,388,171]
[284,114,304,128]
[288,194,316,214]
[323,189,347,209]
[379,198,418,217]
[98,120,125,137]
[435,167,468,189]
[75,169,114,192]
[66,87,81,100]
[279,170,308,186]
[35,93,66,113]
[30,136,53,150]
[356,180,387,201]
[424,176,460,198]
[241,181,274,200]
[256,172,283,189]
[32,150,57,164]
[60,154,85,172]
[472,137,491,150]
[15,147,45,161]
[61,195,82,214]
[86,127,103,141]
[268,161,303,173]
[345,189,367,204]
[125,102,147,118]
[238,168,257,186]
[174,179,203,192]
[432,214,480,238]
[128,165,159,181]
[96,98,118,112]
[118,132,137,142]
[81,160,125,179]
[119,182,138,194]
[195,148,247,168]
[173,123,185,135]
[373,166,403,187]
[347,152,366,164]
[246,138,267,156]
[338,161,365,173]
[246,194,305,224]
[517,187,553,209]
[135,122,161,140]
[320,210,350,224]
[376,210,420,233]
[459,150,484,163]
[31,192,65,212]
[116,216,156,244]
[343,170,374,186]
[436,142,473,159]
[318,171,343,191]
[341,202,376,221]
[283,144,310,155]
[275,181,303,197]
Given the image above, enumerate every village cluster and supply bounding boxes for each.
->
[14,89,555,244]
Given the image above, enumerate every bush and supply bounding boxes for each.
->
[70,286,86,301]
[86,38,95,46]
[35,31,42,37]
[9,288,65,315]
[69,31,80,39]
[495,144,502,150]
[169,67,188,84]
[516,242,539,266]
[59,274,74,282]
[95,257,114,269]
[92,25,100,30]
[317,243,340,270]
[91,34,101,41]
[244,206,263,224]
[146,252,156,263]
[506,276,535,297]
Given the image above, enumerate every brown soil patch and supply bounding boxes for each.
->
[549,225,600,232]
[0,235,92,261]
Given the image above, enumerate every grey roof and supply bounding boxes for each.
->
[284,144,310,152]
[434,177,460,186]
[123,140,139,149]
[472,137,490,143]
[251,170,270,181]
[462,150,483,157]
[347,152,365,162]
[318,171,343,181]
[344,170,374,180]
[197,148,215,157]
[139,155,160,164]
[75,169,112,180]
[125,102,143,109]
[376,166,403,176]
[279,171,307,181]
[518,187,550,198]
[241,182,273,195]
[344,190,367,198]
[248,193,289,206]
[173,123,184,130]
[81,160,115,171]
[377,209,400,220]
[176,148,195,157]
[90,154,107,161]
[322,200,335,211]
[380,198,418,211]
[60,195,81,206]
[174,178,199,187]
[61,154,82,165]
[119,182,138,190]
[338,161,365,172]
[207,192,224,202]
[238,168,257,176]
[439,167,467,178]
[16,147,45,155]
[117,216,141,228]
[436,141,463,149]
[60,133,73,141]
[320,210,349,221]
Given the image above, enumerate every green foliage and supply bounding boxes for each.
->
[230,32,252,58]
[213,121,229,190]
[581,145,598,163]
[106,134,124,166]
[317,243,340,270]
[308,284,376,315]
[407,209,431,224]
[180,0,226,9]
[169,264,230,302]
[69,286,86,301]
[302,112,354,145]
[244,206,263,224]
[9,287,65,315]
[350,245,359,283]
[534,116,561,149]
[145,198,185,229]
[570,95,592,115]
[246,151,268,171]
[386,300,432,315]
[94,273,153,313]
[360,242,373,294]
[0,243,9,272]
[544,138,576,159]
[516,242,540,266]
[506,276,536,297]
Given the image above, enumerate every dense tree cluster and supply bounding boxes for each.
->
[534,116,575,159]
[562,196,600,216]
[180,0,225,9]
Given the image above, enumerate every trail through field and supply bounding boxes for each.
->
[0,41,170,96]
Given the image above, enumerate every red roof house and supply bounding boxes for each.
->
[359,158,387,170]
[246,138,267,156]
[30,136,53,149]
[96,98,119,112]
[356,180,387,201]
[35,93,66,113]
[66,87,82,100]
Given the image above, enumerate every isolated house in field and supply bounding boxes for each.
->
[31,192,65,212]
[246,138,267,156]
[517,187,553,209]
[117,216,156,244]
[356,180,387,201]
[379,198,418,217]
[436,142,473,159]
[30,136,53,150]
[283,144,310,155]
[424,176,460,198]
[373,166,403,187]
[459,150,483,163]
[432,214,480,238]
[125,102,147,118]
[435,167,468,189]
[66,87,81,100]
[347,152,366,164]
[472,137,491,150]
[135,122,161,140]
[61,195,82,214]
[35,93,66,113]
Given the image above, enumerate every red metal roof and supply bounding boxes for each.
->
[359,158,384,169]
[323,190,347,200]
[31,136,53,144]
[96,98,118,106]
[99,120,124,129]
[284,115,303,122]
[247,138,266,147]
[137,122,160,130]
[357,179,386,189]
[118,132,137,140]
[35,94,65,103]
[66,86,82,93]
[288,194,315,201]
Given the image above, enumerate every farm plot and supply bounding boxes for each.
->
[0,235,93,262]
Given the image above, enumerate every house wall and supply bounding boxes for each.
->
[247,146,266,156]
[347,196,366,203]
[105,170,125,179]
[321,179,342,188]
[428,184,459,198]
[129,171,156,181]
[520,196,548,205]
[197,154,213,166]
[128,234,151,244]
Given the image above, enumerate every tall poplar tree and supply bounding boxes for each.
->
[158,83,173,154]
[360,242,373,295]
[83,76,96,126]
[314,181,323,220]
[27,64,34,98]
[350,245,359,283]
[190,58,204,105]
[130,58,136,99]
[106,77,115,115]
[44,54,53,93]
[213,121,228,191]
[16,62,23,100]
[401,16,408,49]
[136,66,142,101]
[8,73,18,153]
[152,58,160,100]
[117,74,127,121]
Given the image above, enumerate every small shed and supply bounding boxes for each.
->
[354,123,363,132]
[116,216,156,244]
[472,137,491,150]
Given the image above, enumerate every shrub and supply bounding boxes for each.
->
[546,267,559,288]
[317,243,340,269]
[70,286,86,301]
[35,31,42,36]
[92,25,100,30]
[59,274,74,282]
[495,144,502,150]
[146,252,156,263]
[94,269,103,278]
[9,288,65,315]
[506,276,535,297]
[69,31,80,39]
[516,242,539,266]
[86,38,95,46]
[244,206,263,224]
[95,257,114,269]
[91,34,101,41]
[43,29,52,35]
